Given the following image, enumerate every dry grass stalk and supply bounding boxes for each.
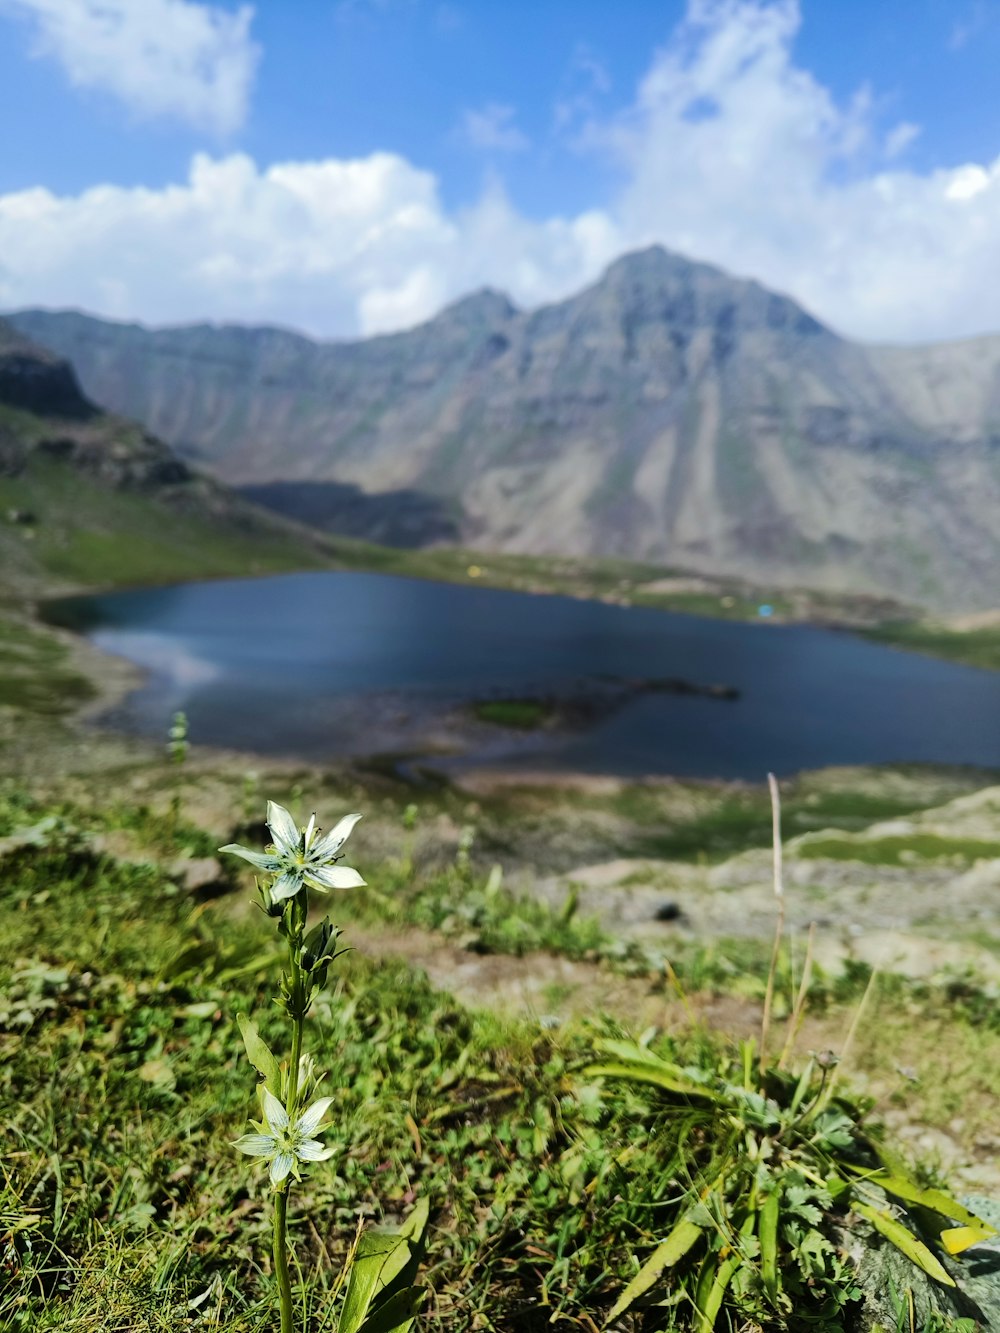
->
[759,772,786,1076]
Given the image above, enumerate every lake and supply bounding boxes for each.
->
[48,570,1000,781]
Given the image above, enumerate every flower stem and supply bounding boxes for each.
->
[274,894,306,1333]
[289,1012,303,1107]
[287,920,305,1115]
[273,1188,294,1333]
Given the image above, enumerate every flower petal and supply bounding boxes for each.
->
[267,801,301,855]
[295,1096,334,1137]
[303,813,317,849]
[232,1133,276,1157]
[311,813,362,860]
[269,871,303,902]
[262,1088,289,1132]
[270,1152,294,1186]
[306,865,366,892]
[296,1138,335,1162]
[218,844,280,872]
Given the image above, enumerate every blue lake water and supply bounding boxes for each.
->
[49,570,1000,781]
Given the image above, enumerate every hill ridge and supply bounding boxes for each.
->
[9,246,1000,609]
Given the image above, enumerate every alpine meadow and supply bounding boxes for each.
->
[2,2,1000,1331]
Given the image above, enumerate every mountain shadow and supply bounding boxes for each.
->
[237,481,460,547]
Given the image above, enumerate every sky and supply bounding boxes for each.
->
[1,0,1000,343]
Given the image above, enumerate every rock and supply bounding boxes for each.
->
[847,1198,1000,1331]
[654,901,683,922]
[168,856,230,897]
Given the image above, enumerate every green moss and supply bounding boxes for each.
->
[0,613,95,715]
[472,698,550,729]
[863,621,1000,673]
[611,777,980,863]
[797,832,1000,865]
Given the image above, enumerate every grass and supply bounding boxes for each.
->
[2,790,999,1330]
[0,453,330,591]
[0,615,95,715]
[1,600,998,1330]
[0,808,696,1330]
[2,766,1000,1330]
[471,698,550,729]
[862,620,1000,673]
[597,773,987,865]
[796,833,1000,865]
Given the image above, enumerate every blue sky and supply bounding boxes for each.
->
[1,0,1000,342]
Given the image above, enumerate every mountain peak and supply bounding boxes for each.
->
[592,244,831,339]
[10,267,1000,610]
[604,244,708,280]
[436,287,519,327]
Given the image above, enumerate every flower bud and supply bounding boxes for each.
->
[302,918,338,973]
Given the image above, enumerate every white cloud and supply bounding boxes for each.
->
[592,0,1000,342]
[884,121,920,159]
[554,42,612,134]
[460,103,530,153]
[0,0,258,134]
[3,0,1000,343]
[0,151,618,335]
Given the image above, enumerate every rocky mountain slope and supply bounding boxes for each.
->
[11,247,1000,608]
[0,319,334,595]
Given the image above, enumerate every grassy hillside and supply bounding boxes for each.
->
[0,435,330,593]
[3,753,1000,1331]
[0,319,364,602]
[0,398,341,603]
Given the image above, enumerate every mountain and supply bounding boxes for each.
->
[0,319,335,595]
[10,247,1000,608]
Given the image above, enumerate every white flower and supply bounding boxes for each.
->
[220,800,365,902]
[232,1087,335,1186]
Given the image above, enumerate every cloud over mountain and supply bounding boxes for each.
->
[2,0,1000,342]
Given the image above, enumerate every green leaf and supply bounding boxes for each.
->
[593,1038,672,1066]
[695,1254,741,1332]
[941,1223,1000,1256]
[788,1058,815,1116]
[160,941,213,981]
[854,1203,956,1288]
[213,951,280,986]
[869,1175,998,1233]
[758,1189,780,1303]
[592,1040,714,1086]
[607,1216,703,1321]
[236,1013,280,1095]
[356,1287,424,1333]
[397,1195,430,1244]
[584,1062,716,1099]
[339,1231,414,1333]
[339,1200,429,1333]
